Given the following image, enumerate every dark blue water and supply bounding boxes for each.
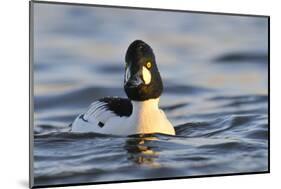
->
[32,3,268,187]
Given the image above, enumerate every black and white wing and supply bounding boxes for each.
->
[71,97,132,132]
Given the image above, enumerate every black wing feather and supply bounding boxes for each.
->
[99,97,132,117]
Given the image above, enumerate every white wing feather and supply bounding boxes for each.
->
[71,101,118,132]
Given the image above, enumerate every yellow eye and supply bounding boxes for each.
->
[146,62,151,68]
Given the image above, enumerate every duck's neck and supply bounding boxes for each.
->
[131,98,160,114]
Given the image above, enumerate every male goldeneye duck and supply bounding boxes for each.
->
[71,40,175,136]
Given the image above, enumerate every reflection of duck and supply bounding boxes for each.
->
[125,136,161,167]
[71,40,175,136]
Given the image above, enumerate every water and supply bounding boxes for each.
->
[32,2,269,187]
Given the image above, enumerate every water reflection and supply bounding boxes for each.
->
[124,135,161,167]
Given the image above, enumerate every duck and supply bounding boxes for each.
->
[71,40,175,136]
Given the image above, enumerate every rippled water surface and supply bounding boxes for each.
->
[32,2,269,187]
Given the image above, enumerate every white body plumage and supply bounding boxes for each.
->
[71,98,175,136]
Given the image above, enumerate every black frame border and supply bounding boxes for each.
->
[29,0,270,188]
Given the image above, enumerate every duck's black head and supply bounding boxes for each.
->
[124,40,163,101]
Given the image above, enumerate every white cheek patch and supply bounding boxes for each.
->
[142,66,151,85]
[125,67,131,82]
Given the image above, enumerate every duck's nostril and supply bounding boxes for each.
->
[126,73,143,87]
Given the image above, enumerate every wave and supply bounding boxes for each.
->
[214,51,268,63]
